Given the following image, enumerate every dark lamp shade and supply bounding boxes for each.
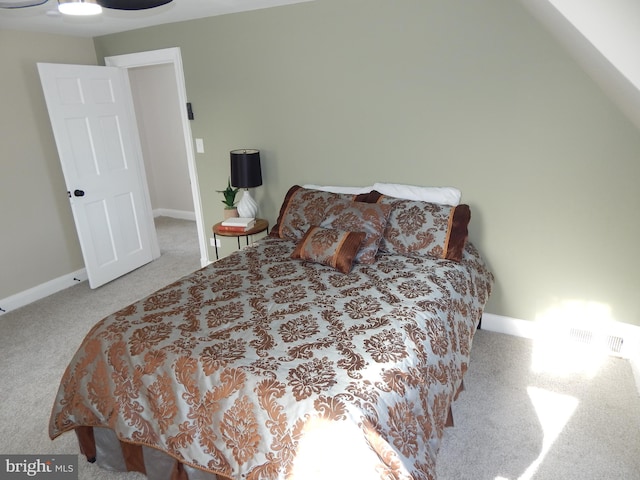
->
[230,149,262,188]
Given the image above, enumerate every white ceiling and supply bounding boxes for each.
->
[520,0,640,131]
[0,0,314,37]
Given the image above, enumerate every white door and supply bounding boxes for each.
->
[38,62,159,289]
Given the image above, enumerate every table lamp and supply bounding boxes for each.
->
[230,149,262,218]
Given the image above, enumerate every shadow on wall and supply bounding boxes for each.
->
[466,202,502,314]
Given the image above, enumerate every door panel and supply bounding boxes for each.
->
[38,62,158,288]
[85,200,116,266]
[114,192,144,254]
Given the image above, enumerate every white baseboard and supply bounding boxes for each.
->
[481,313,539,339]
[481,312,640,397]
[0,268,87,316]
[0,210,194,316]
[153,209,196,221]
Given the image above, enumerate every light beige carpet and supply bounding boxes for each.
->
[1,216,638,479]
[436,330,640,480]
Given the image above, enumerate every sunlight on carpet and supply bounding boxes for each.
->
[494,388,578,480]
[531,299,617,378]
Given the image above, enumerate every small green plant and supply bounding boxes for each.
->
[217,178,239,209]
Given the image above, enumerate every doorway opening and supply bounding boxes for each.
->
[105,47,208,267]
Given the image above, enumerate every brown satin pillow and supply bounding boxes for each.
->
[271,186,366,241]
[291,226,366,273]
[368,192,470,262]
[320,199,392,264]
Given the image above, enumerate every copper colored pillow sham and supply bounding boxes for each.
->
[291,226,366,273]
[271,185,370,241]
[367,192,470,262]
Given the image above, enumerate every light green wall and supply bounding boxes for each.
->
[0,30,96,299]
[9,0,637,328]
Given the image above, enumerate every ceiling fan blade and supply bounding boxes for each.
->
[0,0,48,8]
[0,0,173,10]
[97,0,172,10]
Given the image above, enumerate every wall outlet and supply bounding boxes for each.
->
[209,237,221,248]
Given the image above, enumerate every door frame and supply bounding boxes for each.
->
[105,47,208,267]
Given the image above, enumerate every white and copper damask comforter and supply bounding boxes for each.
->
[49,236,493,480]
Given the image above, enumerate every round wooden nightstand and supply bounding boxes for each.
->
[211,218,269,260]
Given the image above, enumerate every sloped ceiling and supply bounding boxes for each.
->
[520,0,640,131]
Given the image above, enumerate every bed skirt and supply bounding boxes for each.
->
[77,426,223,480]
[74,384,462,480]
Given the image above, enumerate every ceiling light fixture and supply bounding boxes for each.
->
[0,1,48,7]
[58,0,102,16]
[98,0,173,9]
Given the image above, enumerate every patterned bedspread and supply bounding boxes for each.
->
[50,236,493,480]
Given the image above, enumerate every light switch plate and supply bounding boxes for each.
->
[195,138,204,153]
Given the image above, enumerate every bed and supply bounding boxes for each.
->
[49,184,493,480]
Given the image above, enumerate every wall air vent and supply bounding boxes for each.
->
[569,327,624,355]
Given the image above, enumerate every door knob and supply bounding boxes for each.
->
[74,189,85,197]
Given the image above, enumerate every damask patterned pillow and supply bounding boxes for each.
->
[291,226,366,273]
[370,193,470,262]
[272,185,370,241]
[320,199,392,264]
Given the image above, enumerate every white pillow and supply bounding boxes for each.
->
[302,184,373,195]
[372,182,461,206]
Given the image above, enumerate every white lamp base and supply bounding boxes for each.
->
[237,189,258,218]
